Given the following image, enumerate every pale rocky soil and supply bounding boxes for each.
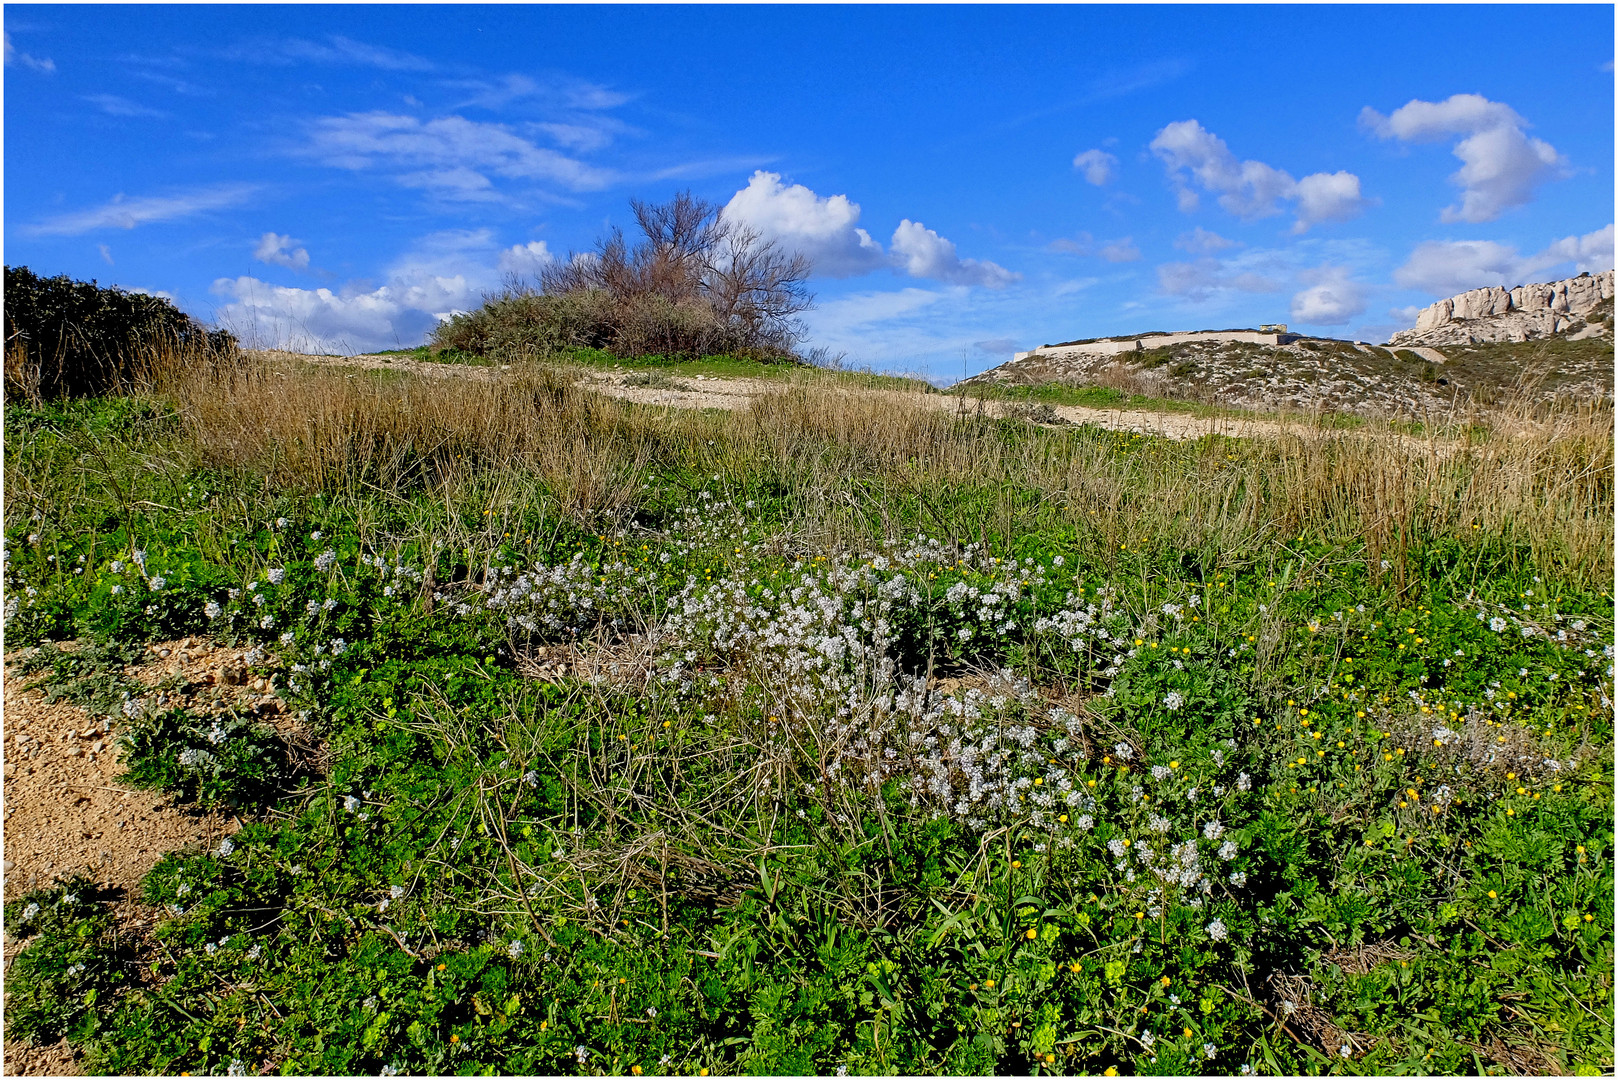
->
[962,335,1613,418]
[2,639,307,1076]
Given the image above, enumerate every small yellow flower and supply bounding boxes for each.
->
[1104,1069,1119,1077]
[1516,787,1526,795]
[1026,928,1038,940]
[1059,814,1069,823]
[984,979,995,988]
[1012,860,1022,869]
[1161,976,1171,987]
[632,1067,643,1076]
[700,1070,710,1077]
[1184,1026,1194,1039]
[450,1034,460,1044]
[1488,890,1497,898]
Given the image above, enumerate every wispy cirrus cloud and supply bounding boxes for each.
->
[4,31,55,72]
[445,72,632,113]
[1156,258,1283,300]
[229,34,436,72]
[83,93,168,118]
[303,112,616,198]
[24,183,261,237]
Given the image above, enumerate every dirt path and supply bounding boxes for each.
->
[264,351,1336,442]
[2,640,305,1076]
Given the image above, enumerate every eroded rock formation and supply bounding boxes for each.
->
[1390,270,1613,346]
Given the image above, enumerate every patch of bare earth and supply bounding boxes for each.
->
[3,639,315,1075]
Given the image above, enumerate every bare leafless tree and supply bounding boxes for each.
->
[534,190,814,357]
[704,222,813,352]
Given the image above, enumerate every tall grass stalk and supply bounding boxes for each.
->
[160,352,1613,589]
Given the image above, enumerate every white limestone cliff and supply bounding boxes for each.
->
[1390,270,1613,346]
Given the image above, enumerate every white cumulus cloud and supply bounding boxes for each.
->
[1292,172,1372,233]
[1540,223,1615,274]
[1359,93,1565,223]
[890,220,1019,288]
[1072,149,1119,186]
[212,275,477,354]
[1098,238,1141,263]
[1174,227,1237,255]
[497,240,555,277]
[254,232,311,271]
[1290,266,1367,325]
[724,171,1016,288]
[722,170,887,278]
[211,229,514,353]
[1149,119,1368,232]
[1393,224,1614,296]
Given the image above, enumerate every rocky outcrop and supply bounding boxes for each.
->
[1390,270,1613,346]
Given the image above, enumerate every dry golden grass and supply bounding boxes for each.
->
[157,351,1614,587]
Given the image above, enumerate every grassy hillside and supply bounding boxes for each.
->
[4,351,1613,1076]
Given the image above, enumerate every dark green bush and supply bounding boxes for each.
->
[3,265,238,400]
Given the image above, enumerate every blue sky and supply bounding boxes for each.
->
[5,5,1613,382]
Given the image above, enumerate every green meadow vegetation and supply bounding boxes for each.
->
[3,265,1614,1076]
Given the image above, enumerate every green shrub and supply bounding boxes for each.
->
[3,877,130,1045]
[3,265,237,400]
[118,702,291,810]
